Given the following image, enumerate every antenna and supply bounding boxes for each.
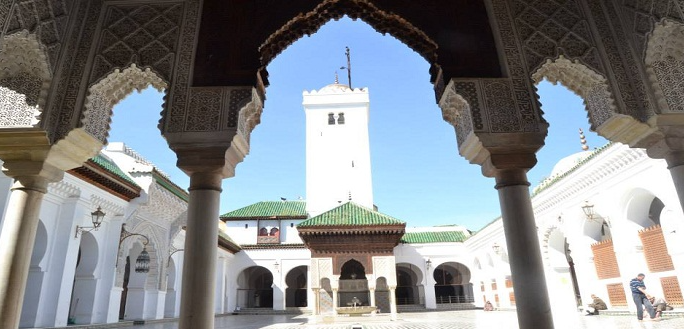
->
[339,46,352,89]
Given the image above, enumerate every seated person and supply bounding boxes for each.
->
[483,300,494,311]
[650,296,673,318]
[586,294,607,315]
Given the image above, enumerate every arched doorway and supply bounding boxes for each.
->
[121,242,150,320]
[433,262,473,304]
[339,259,369,307]
[69,232,99,324]
[285,265,307,308]
[236,266,273,308]
[164,257,178,317]
[395,263,423,305]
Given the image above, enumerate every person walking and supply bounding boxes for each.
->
[630,273,657,321]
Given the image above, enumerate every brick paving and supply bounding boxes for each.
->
[131,310,684,329]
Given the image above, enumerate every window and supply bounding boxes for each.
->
[244,224,248,229]
[328,113,335,125]
[259,227,268,236]
[337,112,345,124]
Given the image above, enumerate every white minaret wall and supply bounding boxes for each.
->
[303,85,373,217]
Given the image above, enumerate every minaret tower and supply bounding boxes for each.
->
[303,77,373,217]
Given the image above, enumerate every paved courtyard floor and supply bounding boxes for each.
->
[133,310,684,329]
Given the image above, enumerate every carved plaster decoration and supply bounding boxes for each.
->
[0,31,52,127]
[49,0,104,142]
[165,0,200,133]
[4,0,73,71]
[168,210,187,242]
[47,180,81,199]
[235,88,264,144]
[258,0,439,79]
[372,256,397,286]
[620,0,684,60]
[439,80,476,148]
[83,64,167,143]
[540,224,562,268]
[311,258,333,289]
[490,0,545,131]
[508,0,600,75]
[178,86,260,134]
[138,183,187,226]
[645,19,684,113]
[90,3,184,85]
[532,56,616,128]
[586,1,655,123]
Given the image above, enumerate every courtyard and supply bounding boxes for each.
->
[123,310,683,329]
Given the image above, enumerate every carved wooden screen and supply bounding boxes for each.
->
[606,283,627,306]
[591,239,621,279]
[661,276,684,307]
[639,225,674,272]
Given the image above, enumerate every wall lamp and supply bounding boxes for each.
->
[75,206,106,238]
[274,260,280,273]
[118,224,151,273]
[492,242,502,255]
[425,258,432,270]
[582,201,596,221]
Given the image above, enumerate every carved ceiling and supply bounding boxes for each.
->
[193,0,502,89]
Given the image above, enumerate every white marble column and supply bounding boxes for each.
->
[332,288,338,315]
[0,174,58,329]
[495,169,553,329]
[312,288,320,315]
[389,286,397,320]
[665,152,684,213]
[369,287,376,307]
[178,171,223,329]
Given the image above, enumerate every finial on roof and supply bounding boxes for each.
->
[579,128,589,151]
[348,191,352,201]
[334,71,339,84]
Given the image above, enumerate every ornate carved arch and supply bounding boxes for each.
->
[83,64,167,143]
[644,19,684,113]
[258,0,439,80]
[0,31,51,127]
[532,56,654,146]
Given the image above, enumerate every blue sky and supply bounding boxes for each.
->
[109,17,607,231]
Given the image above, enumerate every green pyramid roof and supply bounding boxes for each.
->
[400,231,468,244]
[220,201,307,219]
[298,202,405,227]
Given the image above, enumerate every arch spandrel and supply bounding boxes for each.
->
[645,19,684,114]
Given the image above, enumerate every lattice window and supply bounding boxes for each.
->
[639,225,674,272]
[509,292,516,305]
[607,283,627,307]
[494,294,500,306]
[481,282,485,292]
[591,239,621,279]
[661,276,684,307]
[505,276,513,288]
[491,280,497,291]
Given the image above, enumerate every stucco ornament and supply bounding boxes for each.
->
[84,63,167,143]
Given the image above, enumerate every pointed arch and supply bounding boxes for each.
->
[532,56,654,146]
[83,63,167,144]
[258,0,438,78]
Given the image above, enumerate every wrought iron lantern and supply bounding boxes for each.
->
[75,206,106,238]
[582,201,595,221]
[135,246,151,273]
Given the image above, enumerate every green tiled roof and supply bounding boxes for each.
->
[298,202,405,227]
[90,154,139,187]
[221,201,307,219]
[153,170,189,202]
[400,231,468,244]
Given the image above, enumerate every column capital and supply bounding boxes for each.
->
[173,145,246,179]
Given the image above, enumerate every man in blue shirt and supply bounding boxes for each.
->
[630,273,656,320]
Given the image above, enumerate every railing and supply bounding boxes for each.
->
[436,295,475,304]
[396,297,425,305]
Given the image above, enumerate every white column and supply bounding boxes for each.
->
[665,152,684,213]
[179,171,222,329]
[424,273,436,309]
[312,288,320,315]
[389,286,397,320]
[332,288,338,315]
[0,175,54,329]
[495,169,553,329]
[214,257,226,314]
[369,287,376,307]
